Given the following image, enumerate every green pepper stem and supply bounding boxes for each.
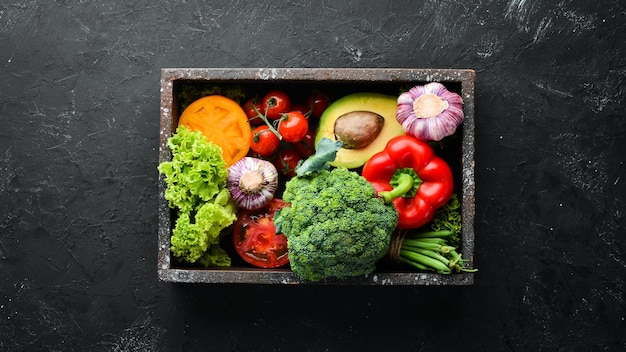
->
[379,173,414,204]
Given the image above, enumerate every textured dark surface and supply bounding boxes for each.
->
[1,0,625,351]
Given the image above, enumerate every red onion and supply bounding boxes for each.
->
[396,82,464,141]
[227,157,278,210]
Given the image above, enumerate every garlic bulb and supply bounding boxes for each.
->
[227,157,278,210]
[396,82,464,141]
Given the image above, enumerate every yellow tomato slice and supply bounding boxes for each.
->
[178,95,252,167]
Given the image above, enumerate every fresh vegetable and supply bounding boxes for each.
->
[306,90,330,118]
[158,126,236,266]
[274,138,398,282]
[250,125,280,157]
[290,104,309,116]
[388,193,475,274]
[272,148,302,178]
[243,98,264,125]
[278,111,309,143]
[430,193,462,247]
[262,90,291,120]
[315,92,404,169]
[171,190,237,267]
[396,82,464,141]
[233,199,290,268]
[178,95,252,167]
[396,229,476,274]
[361,135,454,229]
[293,129,316,158]
[294,138,343,177]
[227,157,278,210]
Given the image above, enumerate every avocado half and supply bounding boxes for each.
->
[315,92,405,169]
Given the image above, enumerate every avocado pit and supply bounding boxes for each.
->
[333,111,385,149]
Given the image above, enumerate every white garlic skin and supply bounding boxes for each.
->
[396,82,464,141]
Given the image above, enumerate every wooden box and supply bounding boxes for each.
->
[158,68,476,285]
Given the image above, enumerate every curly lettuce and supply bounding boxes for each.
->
[158,126,236,266]
[430,193,462,247]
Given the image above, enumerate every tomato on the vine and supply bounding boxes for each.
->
[306,91,330,118]
[243,98,264,125]
[290,104,308,116]
[294,129,316,158]
[278,111,308,143]
[250,125,280,157]
[273,148,302,178]
[262,90,291,120]
[233,199,289,268]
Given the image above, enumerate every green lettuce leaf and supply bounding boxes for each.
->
[158,126,236,266]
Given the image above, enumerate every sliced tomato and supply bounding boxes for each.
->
[178,95,251,167]
[233,199,289,268]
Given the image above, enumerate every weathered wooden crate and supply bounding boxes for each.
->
[158,68,476,285]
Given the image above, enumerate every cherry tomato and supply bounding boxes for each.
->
[306,91,330,118]
[278,111,308,143]
[273,148,302,178]
[243,98,264,125]
[250,125,280,157]
[233,199,289,268]
[290,104,309,116]
[262,90,291,120]
[294,129,316,158]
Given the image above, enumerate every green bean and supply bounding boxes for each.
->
[400,250,451,274]
[405,230,454,239]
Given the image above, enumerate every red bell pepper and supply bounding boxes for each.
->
[361,135,454,229]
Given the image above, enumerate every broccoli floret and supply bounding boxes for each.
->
[277,167,398,282]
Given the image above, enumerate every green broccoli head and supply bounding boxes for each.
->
[277,167,398,281]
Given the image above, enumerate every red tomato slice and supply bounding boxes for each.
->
[233,199,289,268]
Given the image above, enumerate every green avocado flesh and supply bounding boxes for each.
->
[315,92,405,169]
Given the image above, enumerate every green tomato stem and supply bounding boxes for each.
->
[253,104,282,140]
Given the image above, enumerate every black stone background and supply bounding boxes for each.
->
[1,0,624,351]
